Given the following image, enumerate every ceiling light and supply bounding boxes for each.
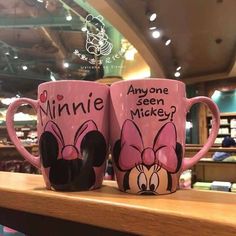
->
[152,30,160,39]
[63,62,69,68]
[174,71,181,77]
[22,65,28,70]
[148,21,157,30]
[66,10,72,21]
[146,8,157,22]
[150,13,157,21]
[176,66,182,71]
[148,12,157,22]
[13,51,18,59]
[37,0,44,2]
[165,39,171,46]
[149,26,157,30]
[66,15,72,21]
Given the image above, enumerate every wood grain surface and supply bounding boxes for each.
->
[0,172,235,235]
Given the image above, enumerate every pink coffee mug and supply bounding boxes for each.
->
[110,78,220,195]
[6,80,109,191]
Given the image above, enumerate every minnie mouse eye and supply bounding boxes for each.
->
[138,172,147,191]
[149,172,159,192]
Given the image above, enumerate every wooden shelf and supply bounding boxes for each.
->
[216,133,231,136]
[185,146,236,152]
[0,144,36,149]
[0,172,236,235]
[207,112,236,117]
[208,124,230,127]
[207,113,236,144]
[199,158,236,163]
[186,145,236,183]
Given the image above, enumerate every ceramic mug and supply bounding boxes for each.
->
[110,78,220,195]
[6,80,109,191]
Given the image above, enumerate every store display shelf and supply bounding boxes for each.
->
[206,113,236,144]
[199,158,236,163]
[185,146,236,153]
[0,144,36,149]
[0,172,235,235]
[217,133,231,136]
[207,112,236,117]
[208,123,230,127]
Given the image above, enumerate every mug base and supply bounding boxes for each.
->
[46,182,103,192]
[117,188,178,196]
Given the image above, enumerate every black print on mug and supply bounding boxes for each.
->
[113,119,182,195]
[39,120,107,191]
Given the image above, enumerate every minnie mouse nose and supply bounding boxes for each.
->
[62,145,78,160]
[142,148,155,166]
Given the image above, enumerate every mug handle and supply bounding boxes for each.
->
[181,96,220,171]
[6,98,40,169]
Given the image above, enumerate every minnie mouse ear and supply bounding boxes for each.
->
[74,120,97,152]
[74,120,107,166]
[96,15,103,21]
[86,14,93,22]
[113,139,121,169]
[175,142,183,172]
[39,121,65,168]
[80,130,107,167]
[39,131,58,168]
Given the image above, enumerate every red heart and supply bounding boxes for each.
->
[57,95,64,101]
[40,90,47,103]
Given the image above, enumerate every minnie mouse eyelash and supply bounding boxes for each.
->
[153,164,161,172]
[135,164,144,172]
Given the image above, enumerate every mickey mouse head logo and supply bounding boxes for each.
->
[39,120,107,191]
[85,14,113,56]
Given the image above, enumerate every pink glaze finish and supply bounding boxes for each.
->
[110,78,220,195]
[6,80,109,191]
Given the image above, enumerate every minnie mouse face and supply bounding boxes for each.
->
[39,120,107,191]
[126,164,170,195]
[113,120,182,195]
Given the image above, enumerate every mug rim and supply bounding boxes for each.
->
[38,80,109,90]
[110,78,185,87]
